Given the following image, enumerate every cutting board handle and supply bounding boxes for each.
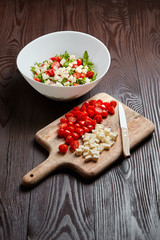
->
[22,153,61,187]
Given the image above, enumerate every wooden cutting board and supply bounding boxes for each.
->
[22,93,155,186]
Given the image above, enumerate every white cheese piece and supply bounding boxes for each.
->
[84,155,93,162]
[109,131,118,141]
[60,58,66,65]
[69,55,76,60]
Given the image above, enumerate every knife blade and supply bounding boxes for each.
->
[118,102,130,157]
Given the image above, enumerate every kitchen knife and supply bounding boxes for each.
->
[118,102,130,157]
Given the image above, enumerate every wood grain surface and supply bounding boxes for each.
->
[0,0,160,240]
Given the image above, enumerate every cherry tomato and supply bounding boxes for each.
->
[64,130,71,138]
[34,78,41,82]
[59,144,68,154]
[72,64,79,68]
[84,118,93,126]
[103,102,110,109]
[80,104,86,112]
[80,73,86,79]
[88,125,94,132]
[65,112,73,119]
[72,132,80,140]
[73,106,80,111]
[94,99,103,107]
[59,123,68,130]
[58,128,65,137]
[67,126,75,134]
[50,56,61,62]
[74,123,81,129]
[82,126,89,133]
[88,109,95,118]
[67,121,74,127]
[87,105,95,111]
[51,61,61,70]
[46,69,55,77]
[67,116,77,123]
[94,114,103,123]
[77,58,82,65]
[60,118,68,123]
[75,128,84,137]
[89,100,96,105]
[78,120,85,127]
[73,73,81,79]
[95,107,103,115]
[73,83,80,86]
[108,106,115,115]
[101,110,108,118]
[110,101,117,108]
[70,140,79,150]
[66,135,74,145]
[86,71,94,78]
[100,104,107,110]
[83,101,90,107]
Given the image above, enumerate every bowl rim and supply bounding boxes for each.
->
[17,30,111,88]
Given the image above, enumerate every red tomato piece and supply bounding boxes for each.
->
[87,105,95,111]
[70,140,79,150]
[82,126,89,133]
[84,118,93,126]
[73,73,81,79]
[95,107,103,115]
[88,109,95,118]
[72,132,80,140]
[60,118,68,123]
[94,114,103,123]
[94,99,103,107]
[100,104,107,110]
[67,126,75,134]
[58,128,65,137]
[110,101,117,108]
[74,123,81,129]
[34,78,41,82]
[73,106,80,111]
[50,56,61,62]
[67,116,77,123]
[75,128,84,137]
[46,69,55,77]
[86,71,94,78]
[51,61,61,70]
[83,101,90,107]
[80,104,86,112]
[78,120,85,127]
[59,123,68,130]
[72,64,79,68]
[77,58,82,65]
[65,112,73,119]
[101,110,108,118]
[59,144,68,154]
[89,100,96,105]
[108,106,115,115]
[64,130,71,138]
[80,73,86,79]
[91,119,96,128]
[103,102,110,109]
[66,135,74,145]
[67,121,74,127]
[88,125,94,132]
[73,83,80,86]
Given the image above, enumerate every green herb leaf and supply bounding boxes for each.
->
[82,51,89,66]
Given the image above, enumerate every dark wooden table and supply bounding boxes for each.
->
[0,0,160,239]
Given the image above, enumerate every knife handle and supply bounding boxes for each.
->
[121,127,130,158]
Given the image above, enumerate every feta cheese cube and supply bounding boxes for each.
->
[109,131,118,140]
[60,58,66,65]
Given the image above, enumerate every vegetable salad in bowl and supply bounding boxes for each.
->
[31,51,97,86]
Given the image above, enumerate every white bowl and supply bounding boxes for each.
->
[17,31,111,101]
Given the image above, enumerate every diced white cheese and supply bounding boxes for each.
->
[60,58,66,65]
[109,131,118,141]
[44,79,50,85]
[42,73,49,80]
[69,55,76,60]
[84,155,93,162]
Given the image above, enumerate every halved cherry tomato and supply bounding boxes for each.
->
[87,105,95,111]
[58,128,65,137]
[65,112,73,119]
[100,104,107,110]
[34,78,41,82]
[67,121,74,127]
[86,71,94,78]
[50,56,61,62]
[59,123,68,130]
[66,135,74,145]
[67,126,75,134]
[78,120,85,127]
[74,123,81,129]
[64,130,71,138]
[73,83,80,86]
[72,64,79,69]
[51,61,61,70]
[77,58,82,65]
[88,125,94,132]
[82,126,89,133]
[75,128,84,137]
[60,118,68,123]
[73,73,81,79]
[73,106,80,111]
[59,144,68,154]
[70,140,79,150]
[46,69,55,77]
[94,114,103,123]
[103,102,110,109]
[67,116,76,123]
[95,107,103,115]
[94,99,103,107]
[101,110,108,118]
[110,101,117,108]
[89,100,96,105]
[108,106,115,115]
[72,132,80,140]
[80,104,86,112]
[88,109,95,118]
[83,101,90,107]
[80,73,86,79]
